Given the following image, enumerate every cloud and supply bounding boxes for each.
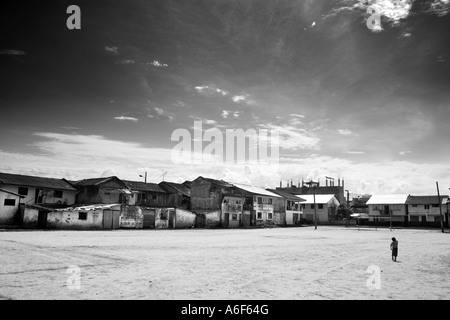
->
[231,94,257,106]
[114,116,138,122]
[399,150,412,155]
[104,46,119,55]
[260,124,321,151]
[337,129,353,135]
[115,59,135,65]
[222,110,240,119]
[427,0,450,16]
[195,85,228,96]
[221,110,230,119]
[343,150,365,154]
[146,60,168,68]
[151,107,174,121]
[0,49,26,56]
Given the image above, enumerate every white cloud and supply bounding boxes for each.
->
[343,150,365,154]
[0,49,26,56]
[399,150,412,155]
[115,59,135,65]
[232,95,246,103]
[260,124,321,151]
[221,110,230,119]
[338,129,353,135]
[147,60,168,68]
[195,85,228,96]
[114,116,138,122]
[104,46,119,55]
[152,107,174,121]
[231,94,257,106]
[289,114,305,118]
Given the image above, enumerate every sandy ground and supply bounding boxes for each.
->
[0,226,449,300]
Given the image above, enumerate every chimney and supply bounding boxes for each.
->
[326,179,328,187]
[280,180,282,188]
[338,178,340,187]
[342,179,344,190]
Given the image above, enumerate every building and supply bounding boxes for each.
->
[190,176,244,228]
[406,195,449,227]
[293,194,340,224]
[267,189,305,225]
[71,176,132,205]
[158,181,191,209]
[0,172,77,225]
[233,183,283,227]
[122,180,167,207]
[366,194,409,227]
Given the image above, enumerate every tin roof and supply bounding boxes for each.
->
[122,180,166,193]
[73,176,127,188]
[233,183,282,198]
[366,194,409,205]
[294,194,338,204]
[0,172,77,191]
[406,195,449,205]
[159,181,191,197]
[193,176,235,188]
[0,188,25,198]
[266,189,306,201]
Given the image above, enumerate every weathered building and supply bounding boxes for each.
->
[122,180,167,207]
[267,189,305,226]
[0,172,77,225]
[72,176,132,205]
[190,176,243,228]
[158,181,191,209]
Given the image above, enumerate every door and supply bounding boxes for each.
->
[103,210,113,229]
[421,216,426,223]
[384,205,390,215]
[37,211,47,229]
[112,210,120,229]
[143,209,156,228]
[224,213,229,228]
[195,214,206,228]
[293,213,299,225]
[168,209,175,228]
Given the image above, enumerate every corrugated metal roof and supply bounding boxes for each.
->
[366,194,409,205]
[0,172,77,191]
[294,194,337,204]
[122,180,166,193]
[0,188,25,198]
[56,203,122,211]
[74,176,126,187]
[406,195,449,205]
[233,183,282,198]
[159,182,191,197]
[266,189,306,201]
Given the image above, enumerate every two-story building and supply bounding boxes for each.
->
[71,176,132,205]
[267,189,305,226]
[122,180,167,207]
[406,195,449,227]
[293,194,340,224]
[0,172,77,226]
[366,194,409,227]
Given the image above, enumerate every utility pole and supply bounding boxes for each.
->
[436,181,444,233]
[161,171,168,182]
[139,172,147,183]
[345,189,349,228]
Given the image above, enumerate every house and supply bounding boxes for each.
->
[158,181,191,209]
[233,183,283,227]
[267,189,305,226]
[190,176,244,228]
[44,204,122,230]
[366,194,409,227]
[293,194,340,224]
[71,176,132,205]
[0,172,77,226]
[406,195,449,227]
[122,180,167,207]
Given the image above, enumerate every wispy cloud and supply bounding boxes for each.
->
[337,129,353,135]
[151,107,174,121]
[147,60,168,68]
[399,150,412,155]
[260,124,320,151]
[104,46,119,55]
[343,150,365,154]
[195,85,228,96]
[114,116,138,122]
[0,49,26,56]
[115,59,135,65]
[231,94,257,106]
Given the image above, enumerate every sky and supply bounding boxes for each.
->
[0,0,449,196]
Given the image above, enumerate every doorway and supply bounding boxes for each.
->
[37,211,47,229]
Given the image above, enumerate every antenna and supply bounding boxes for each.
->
[161,171,168,181]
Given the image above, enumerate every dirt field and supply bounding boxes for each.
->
[0,226,449,300]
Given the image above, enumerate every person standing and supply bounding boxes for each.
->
[390,237,399,261]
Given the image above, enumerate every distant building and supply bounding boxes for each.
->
[277,178,346,205]
[366,194,409,226]
[267,189,305,225]
[158,181,191,209]
[293,194,340,224]
[406,195,449,227]
[71,176,132,205]
[122,180,167,207]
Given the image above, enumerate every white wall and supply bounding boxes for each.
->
[0,190,21,223]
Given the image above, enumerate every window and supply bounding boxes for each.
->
[235,200,241,205]
[4,199,16,206]
[141,193,147,200]
[424,205,430,210]
[268,198,273,205]
[18,187,28,196]
[410,216,419,222]
[257,212,262,219]
[435,216,441,222]
[267,212,273,220]
[78,212,87,220]
[53,190,63,198]
[232,214,238,221]
[412,204,418,207]
[152,195,157,200]
[257,197,262,204]
[310,204,315,209]
[160,210,168,219]
[432,204,439,208]
[318,204,324,209]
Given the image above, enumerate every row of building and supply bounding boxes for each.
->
[0,172,448,230]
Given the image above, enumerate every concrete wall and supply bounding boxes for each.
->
[175,208,196,228]
[120,205,144,229]
[0,185,75,208]
[253,195,275,225]
[47,210,103,230]
[0,190,21,224]
[22,207,39,228]
[368,204,407,217]
[286,210,302,225]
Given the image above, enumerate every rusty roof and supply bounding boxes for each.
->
[159,181,191,197]
[122,180,167,193]
[406,195,449,205]
[0,172,77,191]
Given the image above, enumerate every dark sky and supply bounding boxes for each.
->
[1,0,449,194]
